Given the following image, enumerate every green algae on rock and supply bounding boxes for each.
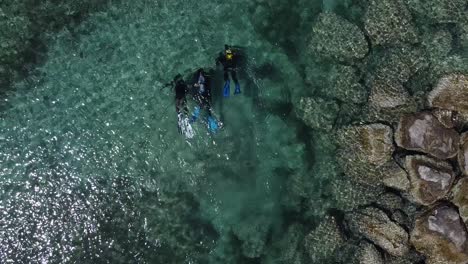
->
[452,178,468,226]
[308,12,368,62]
[428,74,468,119]
[364,0,418,46]
[296,97,339,131]
[347,207,410,257]
[304,215,344,263]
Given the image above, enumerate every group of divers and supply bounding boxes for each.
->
[166,45,243,138]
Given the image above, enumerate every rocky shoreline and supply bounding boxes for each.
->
[293,0,468,262]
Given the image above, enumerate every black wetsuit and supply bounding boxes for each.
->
[216,51,239,84]
[174,79,188,114]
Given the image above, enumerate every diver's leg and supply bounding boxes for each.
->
[232,70,241,94]
[223,69,231,97]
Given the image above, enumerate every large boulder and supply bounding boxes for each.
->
[366,78,418,124]
[452,178,468,225]
[347,207,410,257]
[309,12,368,62]
[406,0,467,24]
[428,74,468,120]
[337,123,411,189]
[411,204,468,264]
[331,177,385,211]
[296,97,339,131]
[395,112,460,159]
[354,241,384,264]
[459,133,468,176]
[304,215,344,263]
[364,0,418,46]
[404,155,455,206]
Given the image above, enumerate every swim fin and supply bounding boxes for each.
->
[178,113,195,139]
[234,82,241,95]
[223,80,230,97]
[190,106,200,123]
[207,116,219,133]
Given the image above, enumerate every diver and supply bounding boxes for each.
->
[168,74,194,138]
[216,44,241,97]
[190,68,221,132]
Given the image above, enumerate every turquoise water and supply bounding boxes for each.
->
[0,1,340,263]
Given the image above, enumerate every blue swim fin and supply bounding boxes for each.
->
[207,116,219,133]
[234,82,241,94]
[223,80,230,97]
[190,106,200,123]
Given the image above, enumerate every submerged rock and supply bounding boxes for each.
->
[309,12,368,62]
[314,64,368,104]
[296,97,339,131]
[355,241,384,264]
[406,0,467,24]
[452,178,468,225]
[404,155,455,206]
[411,204,468,264]
[395,112,460,160]
[364,0,418,46]
[337,123,408,188]
[367,78,418,124]
[331,176,385,211]
[304,215,344,263]
[347,207,410,257]
[428,74,468,120]
[460,133,468,176]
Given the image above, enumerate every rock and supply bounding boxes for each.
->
[265,223,306,264]
[382,162,411,192]
[452,178,468,225]
[232,215,270,258]
[376,192,405,212]
[347,207,410,257]
[395,112,459,160]
[404,155,455,206]
[296,97,339,131]
[432,109,459,129]
[367,78,418,124]
[337,123,400,187]
[422,29,453,63]
[411,204,468,264]
[304,215,344,262]
[314,64,368,104]
[364,0,418,46]
[331,177,385,211]
[369,78,411,109]
[459,133,468,176]
[338,123,394,167]
[428,74,468,120]
[309,12,368,62]
[406,0,467,24]
[355,241,385,264]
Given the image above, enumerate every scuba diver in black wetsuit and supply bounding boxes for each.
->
[173,74,189,115]
[216,44,241,97]
[168,74,194,138]
[190,68,221,132]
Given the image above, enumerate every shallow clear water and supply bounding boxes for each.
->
[0,0,337,263]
